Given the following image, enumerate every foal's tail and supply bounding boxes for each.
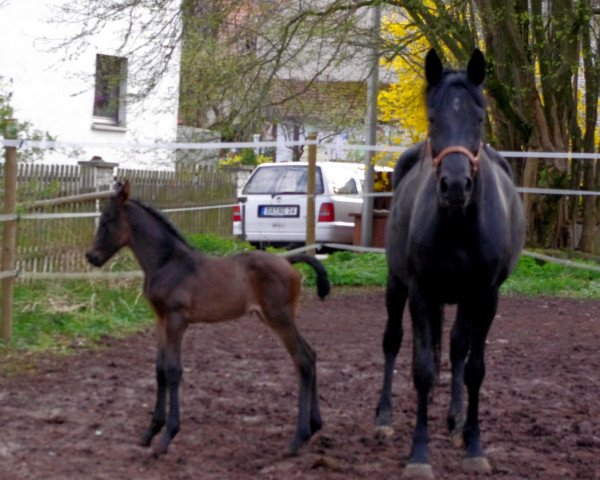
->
[287,254,331,300]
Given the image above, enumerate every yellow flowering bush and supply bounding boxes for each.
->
[374,169,392,192]
[378,15,429,146]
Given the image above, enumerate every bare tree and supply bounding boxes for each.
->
[48,0,380,141]
[46,0,600,250]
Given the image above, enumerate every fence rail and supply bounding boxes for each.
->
[1,159,238,282]
[2,138,600,342]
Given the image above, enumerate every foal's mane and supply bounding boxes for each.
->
[426,69,486,110]
[129,198,191,248]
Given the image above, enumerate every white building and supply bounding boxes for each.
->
[0,0,182,169]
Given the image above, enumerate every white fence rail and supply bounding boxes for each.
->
[2,138,600,282]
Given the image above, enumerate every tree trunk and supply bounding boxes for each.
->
[579,161,597,252]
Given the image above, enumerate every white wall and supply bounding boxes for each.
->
[0,0,181,169]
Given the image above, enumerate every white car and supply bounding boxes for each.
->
[233,161,368,247]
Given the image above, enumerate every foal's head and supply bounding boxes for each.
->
[86,181,131,267]
[424,48,486,210]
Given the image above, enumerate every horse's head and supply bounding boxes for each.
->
[85,180,131,267]
[425,48,486,210]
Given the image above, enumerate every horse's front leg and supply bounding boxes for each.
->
[403,290,439,480]
[460,292,497,474]
[153,312,187,455]
[375,275,407,436]
[447,308,469,447]
[140,347,167,447]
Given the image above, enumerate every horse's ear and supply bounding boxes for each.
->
[425,48,443,86]
[467,48,486,86]
[115,180,130,204]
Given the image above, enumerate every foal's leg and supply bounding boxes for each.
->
[143,313,187,455]
[375,275,407,434]
[460,292,497,474]
[269,318,320,455]
[298,333,323,436]
[140,346,167,447]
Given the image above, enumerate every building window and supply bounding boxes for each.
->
[93,54,127,128]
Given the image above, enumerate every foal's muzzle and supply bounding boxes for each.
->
[85,249,105,267]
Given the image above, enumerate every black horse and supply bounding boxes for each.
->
[374,49,525,478]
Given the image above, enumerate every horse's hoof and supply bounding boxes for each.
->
[285,447,300,458]
[310,418,323,435]
[374,425,395,439]
[402,463,434,479]
[153,445,168,457]
[451,431,464,448]
[287,434,309,457]
[153,436,171,456]
[140,433,153,448]
[462,456,492,474]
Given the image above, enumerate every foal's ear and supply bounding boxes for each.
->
[425,48,443,86]
[115,179,131,204]
[467,48,486,86]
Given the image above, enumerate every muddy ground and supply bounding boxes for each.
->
[1,288,599,479]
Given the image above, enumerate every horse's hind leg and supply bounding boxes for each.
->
[375,275,407,435]
[297,333,322,435]
[269,318,320,455]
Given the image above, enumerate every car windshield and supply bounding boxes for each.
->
[243,165,325,194]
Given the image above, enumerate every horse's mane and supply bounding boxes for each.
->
[426,69,486,110]
[130,198,192,248]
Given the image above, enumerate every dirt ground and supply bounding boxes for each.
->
[1,287,600,480]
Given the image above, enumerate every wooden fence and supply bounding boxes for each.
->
[0,161,238,276]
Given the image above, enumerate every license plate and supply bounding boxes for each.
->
[258,205,299,217]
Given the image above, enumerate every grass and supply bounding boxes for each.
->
[502,254,600,298]
[2,234,600,355]
[299,249,600,298]
[8,278,151,352]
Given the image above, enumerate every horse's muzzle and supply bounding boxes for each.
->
[438,175,473,209]
[85,249,104,267]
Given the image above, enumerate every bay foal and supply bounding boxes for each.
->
[86,181,329,456]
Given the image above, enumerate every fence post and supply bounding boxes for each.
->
[78,156,118,226]
[78,156,119,192]
[1,119,19,343]
[306,132,317,256]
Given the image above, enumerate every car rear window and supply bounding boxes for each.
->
[243,165,325,194]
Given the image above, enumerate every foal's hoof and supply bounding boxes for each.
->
[402,463,434,479]
[140,432,153,448]
[153,435,172,457]
[287,434,310,457]
[462,456,492,474]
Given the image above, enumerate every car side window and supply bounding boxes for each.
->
[333,177,358,195]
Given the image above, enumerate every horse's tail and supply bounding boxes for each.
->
[432,314,443,383]
[286,254,331,300]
